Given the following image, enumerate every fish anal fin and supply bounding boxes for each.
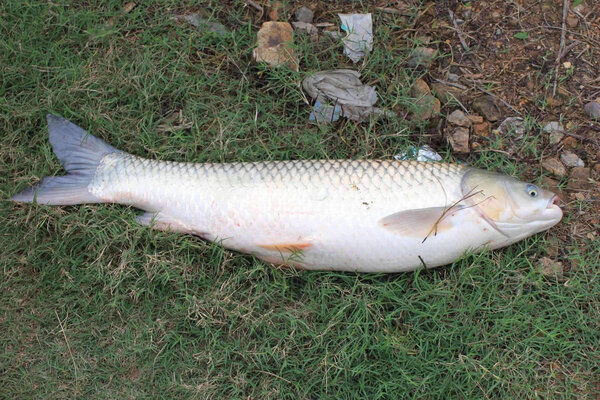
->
[257,242,312,252]
[136,212,202,235]
[379,206,458,238]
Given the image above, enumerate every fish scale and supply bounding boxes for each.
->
[88,154,474,271]
[11,115,562,273]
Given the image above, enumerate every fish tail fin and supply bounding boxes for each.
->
[11,114,121,205]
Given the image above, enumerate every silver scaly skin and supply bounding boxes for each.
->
[11,115,563,272]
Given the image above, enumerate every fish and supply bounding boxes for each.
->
[10,115,563,273]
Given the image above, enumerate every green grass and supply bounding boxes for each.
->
[1,1,599,398]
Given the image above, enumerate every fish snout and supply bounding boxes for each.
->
[547,195,561,209]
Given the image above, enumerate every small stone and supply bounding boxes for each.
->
[563,137,578,148]
[498,117,526,137]
[560,151,584,168]
[546,95,563,107]
[545,237,560,258]
[446,126,470,153]
[569,167,591,189]
[540,176,562,197]
[411,79,439,120]
[563,61,572,69]
[294,6,314,23]
[447,73,460,82]
[406,47,436,68]
[549,131,564,145]
[174,14,229,36]
[472,121,489,136]
[447,110,471,127]
[573,192,586,201]
[538,257,564,279]
[253,22,298,71]
[584,101,600,119]
[467,115,484,124]
[543,121,564,133]
[431,82,462,103]
[413,95,441,121]
[268,1,283,21]
[566,14,578,28]
[411,78,431,96]
[292,21,318,35]
[542,158,566,177]
[472,96,501,122]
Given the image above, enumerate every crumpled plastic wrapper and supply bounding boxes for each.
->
[394,145,442,162]
[302,69,393,123]
[338,13,373,63]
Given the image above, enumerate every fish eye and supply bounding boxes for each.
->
[526,184,538,198]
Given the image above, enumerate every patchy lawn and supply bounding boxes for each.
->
[1,0,598,398]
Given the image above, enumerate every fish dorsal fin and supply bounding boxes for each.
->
[379,206,461,240]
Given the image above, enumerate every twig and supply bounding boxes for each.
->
[553,0,569,96]
[245,0,264,14]
[448,10,469,51]
[55,310,78,384]
[558,41,578,60]
[375,6,411,15]
[433,78,467,90]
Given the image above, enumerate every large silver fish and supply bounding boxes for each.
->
[11,115,562,272]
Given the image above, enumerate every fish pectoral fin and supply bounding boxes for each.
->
[379,206,461,239]
[257,242,312,252]
[136,212,199,235]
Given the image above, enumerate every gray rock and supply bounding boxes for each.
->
[549,131,564,145]
[472,96,501,122]
[431,82,463,103]
[560,151,584,168]
[294,6,314,23]
[539,257,564,279]
[174,14,229,36]
[584,101,600,119]
[447,110,471,127]
[542,158,566,177]
[446,126,470,153]
[498,117,526,137]
[569,167,591,189]
[292,21,318,35]
[406,47,436,68]
[543,121,564,133]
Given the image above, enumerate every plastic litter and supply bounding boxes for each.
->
[309,100,342,124]
[338,13,373,63]
[394,145,442,162]
[302,69,393,123]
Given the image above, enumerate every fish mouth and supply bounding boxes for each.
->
[542,195,563,224]
[547,195,561,209]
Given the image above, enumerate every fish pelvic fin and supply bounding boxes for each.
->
[10,114,121,205]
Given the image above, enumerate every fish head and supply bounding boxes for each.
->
[461,168,562,243]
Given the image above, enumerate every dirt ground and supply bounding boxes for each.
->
[244,0,600,271]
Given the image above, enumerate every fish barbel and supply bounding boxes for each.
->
[11,115,563,272]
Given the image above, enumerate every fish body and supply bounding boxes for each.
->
[11,115,563,272]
